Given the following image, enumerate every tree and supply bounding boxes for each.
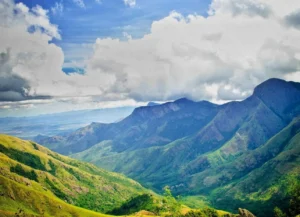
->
[289,182,300,217]
[163,186,181,215]
[274,207,287,217]
[273,182,300,217]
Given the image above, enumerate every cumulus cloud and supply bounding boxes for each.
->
[87,1,300,102]
[285,9,300,30]
[1,0,300,111]
[0,1,62,101]
[0,49,46,101]
[209,0,272,18]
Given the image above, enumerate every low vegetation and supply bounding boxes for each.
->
[274,182,300,217]
[10,164,38,182]
[1,133,298,217]
[0,134,150,216]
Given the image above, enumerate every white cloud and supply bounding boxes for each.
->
[0,0,68,101]
[51,1,64,15]
[123,32,132,40]
[209,0,272,17]
[14,3,61,39]
[73,0,85,8]
[123,0,136,8]
[1,0,300,112]
[85,0,300,102]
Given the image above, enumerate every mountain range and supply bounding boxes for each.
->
[34,78,300,216]
[0,106,135,140]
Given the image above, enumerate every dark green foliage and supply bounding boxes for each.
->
[274,207,287,217]
[48,160,57,175]
[0,143,46,171]
[75,192,105,213]
[10,164,38,182]
[65,167,94,187]
[166,208,220,217]
[66,167,81,181]
[180,210,206,217]
[163,186,181,214]
[31,142,39,150]
[273,181,300,217]
[289,182,300,217]
[108,194,158,215]
[202,207,218,217]
[45,177,67,201]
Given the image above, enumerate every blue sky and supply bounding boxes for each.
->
[2,0,300,117]
[17,0,211,74]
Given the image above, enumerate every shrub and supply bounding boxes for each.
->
[45,177,67,200]
[10,164,38,182]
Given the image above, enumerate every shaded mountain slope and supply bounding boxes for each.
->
[36,78,300,216]
[208,118,300,216]
[37,98,219,154]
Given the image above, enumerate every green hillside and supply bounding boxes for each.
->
[32,79,300,216]
[194,118,300,215]
[72,118,300,216]
[0,134,236,217]
[0,134,152,216]
[67,79,300,217]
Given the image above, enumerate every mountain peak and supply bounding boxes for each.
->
[147,102,160,106]
[254,78,287,93]
[253,78,298,96]
[253,78,300,117]
[174,97,194,104]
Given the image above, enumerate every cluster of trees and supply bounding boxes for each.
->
[45,177,68,201]
[10,164,38,182]
[168,208,219,217]
[108,186,222,217]
[274,182,300,217]
[108,194,156,215]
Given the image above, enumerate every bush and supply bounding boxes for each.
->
[108,194,157,215]
[31,142,39,150]
[289,182,300,217]
[45,177,67,200]
[274,207,287,217]
[202,207,218,217]
[10,164,38,182]
[48,160,57,175]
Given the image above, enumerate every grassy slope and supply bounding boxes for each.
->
[0,174,111,217]
[0,135,236,217]
[0,134,154,216]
